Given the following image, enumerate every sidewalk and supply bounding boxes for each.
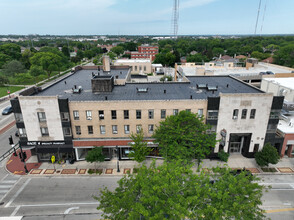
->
[5,152,294,176]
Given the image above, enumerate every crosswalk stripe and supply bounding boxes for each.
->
[0,185,14,188]
[0,189,10,193]
[1,180,17,184]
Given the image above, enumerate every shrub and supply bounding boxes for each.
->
[218,150,229,162]
[255,143,280,167]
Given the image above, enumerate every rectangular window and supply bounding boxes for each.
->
[40,127,49,136]
[267,123,277,132]
[148,124,154,133]
[61,112,70,122]
[241,109,247,119]
[144,66,146,71]
[250,109,256,119]
[99,110,104,120]
[206,125,216,134]
[173,109,178,115]
[207,110,218,120]
[75,126,81,135]
[136,125,142,134]
[73,111,79,120]
[198,109,203,117]
[136,110,142,119]
[88,125,93,134]
[63,127,71,136]
[124,125,130,134]
[37,112,46,122]
[254,144,259,152]
[18,128,27,137]
[139,66,142,71]
[15,113,23,122]
[161,109,166,119]
[232,109,239,119]
[270,110,280,119]
[100,125,106,134]
[86,110,92,120]
[186,109,191,112]
[135,66,137,71]
[124,110,129,119]
[112,125,118,134]
[111,110,117,120]
[148,110,154,119]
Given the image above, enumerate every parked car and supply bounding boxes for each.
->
[2,106,13,115]
[266,71,274,75]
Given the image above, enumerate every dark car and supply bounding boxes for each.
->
[266,71,274,75]
[2,106,13,115]
[15,130,19,137]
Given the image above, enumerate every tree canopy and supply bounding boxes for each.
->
[96,160,265,220]
[86,146,105,170]
[128,128,151,163]
[152,110,216,164]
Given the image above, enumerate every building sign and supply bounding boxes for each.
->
[26,141,66,146]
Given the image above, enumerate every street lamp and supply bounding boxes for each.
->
[116,145,120,172]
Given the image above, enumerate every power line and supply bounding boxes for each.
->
[260,0,268,34]
[254,0,262,35]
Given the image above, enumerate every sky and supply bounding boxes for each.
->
[0,0,293,35]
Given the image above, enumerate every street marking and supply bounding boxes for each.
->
[1,180,18,184]
[0,185,13,188]
[5,178,31,208]
[0,189,10,193]
[10,206,21,216]
[64,206,80,214]
[7,160,12,165]
[266,208,294,213]
[0,174,8,182]
[9,202,100,208]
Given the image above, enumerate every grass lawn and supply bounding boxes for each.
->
[0,86,25,98]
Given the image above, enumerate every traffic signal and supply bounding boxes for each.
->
[9,135,14,145]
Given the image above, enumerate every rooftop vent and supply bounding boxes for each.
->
[197,84,207,89]
[137,88,148,93]
[207,86,217,91]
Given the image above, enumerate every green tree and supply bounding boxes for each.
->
[85,146,105,170]
[20,49,34,69]
[30,52,62,77]
[0,43,21,60]
[212,47,225,57]
[0,53,11,69]
[274,44,294,68]
[62,46,70,57]
[255,143,280,167]
[186,53,208,63]
[0,74,9,86]
[2,60,26,76]
[29,65,45,76]
[96,160,265,220]
[153,111,216,166]
[111,46,124,56]
[251,51,270,61]
[128,128,151,163]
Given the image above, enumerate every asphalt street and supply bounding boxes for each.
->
[0,173,293,219]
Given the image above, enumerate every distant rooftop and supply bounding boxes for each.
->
[114,59,151,64]
[263,77,294,90]
[33,69,263,102]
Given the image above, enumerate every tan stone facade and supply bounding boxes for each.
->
[69,99,207,139]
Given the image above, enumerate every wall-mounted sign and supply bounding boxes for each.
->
[26,141,66,146]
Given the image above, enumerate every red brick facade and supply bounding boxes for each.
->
[131,45,158,61]
[281,133,294,158]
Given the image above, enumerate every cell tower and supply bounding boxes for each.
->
[171,0,179,38]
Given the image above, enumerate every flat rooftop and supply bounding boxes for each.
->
[114,59,151,64]
[263,77,294,90]
[34,69,263,102]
